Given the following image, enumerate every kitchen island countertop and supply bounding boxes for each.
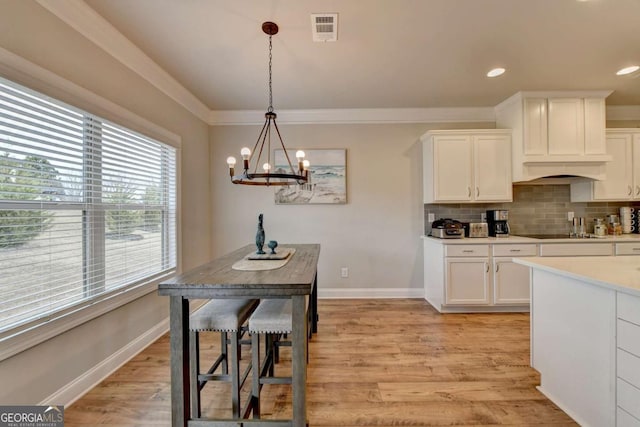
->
[515,255,640,297]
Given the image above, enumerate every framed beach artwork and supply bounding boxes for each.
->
[274,149,347,204]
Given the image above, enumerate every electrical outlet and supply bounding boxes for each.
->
[427,213,435,222]
[480,212,487,222]
[568,211,574,221]
[340,267,349,278]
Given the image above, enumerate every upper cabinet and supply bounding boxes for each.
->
[422,130,512,203]
[495,91,612,182]
[571,129,640,202]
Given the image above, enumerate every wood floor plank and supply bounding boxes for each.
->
[64,299,577,426]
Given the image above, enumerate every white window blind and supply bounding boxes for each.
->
[0,76,177,335]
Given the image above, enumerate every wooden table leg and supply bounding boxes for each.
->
[169,296,190,427]
[311,273,318,334]
[292,295,308,427]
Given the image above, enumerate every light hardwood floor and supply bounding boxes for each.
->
[64,299,576,426]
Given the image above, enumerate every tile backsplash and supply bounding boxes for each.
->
[424,184,640,236]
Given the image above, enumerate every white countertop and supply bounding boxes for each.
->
[515,256,640,297]
[422,235,537,243]
[422,234,640,244]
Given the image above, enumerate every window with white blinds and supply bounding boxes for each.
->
[0,76,177,335]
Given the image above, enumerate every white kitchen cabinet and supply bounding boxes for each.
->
[493,258,531,305]
[445,258,490,305]
[495,91,611,182]
[617,292,640,425]
[616,242,640,256]
[424,239,532,312]
[422,130,512,203]
[492,244,536,305]
[571,130,640,202]
[539,242,613,257]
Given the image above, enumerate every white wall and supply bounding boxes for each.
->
[210,122,492,297]
[0,1,211,405]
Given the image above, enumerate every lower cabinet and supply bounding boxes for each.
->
[617,292,640,426]
[424,240,533,312]
[493,258,531,304]
[445,258,490,305]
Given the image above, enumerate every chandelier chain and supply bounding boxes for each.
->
[268,34,273,113]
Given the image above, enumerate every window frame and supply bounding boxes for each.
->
[0,48,182,362]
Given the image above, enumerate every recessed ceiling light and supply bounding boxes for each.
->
[616,65,640,76]
[487,68,506,78]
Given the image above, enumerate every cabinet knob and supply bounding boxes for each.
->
[486,263,490,273]
[468,187,471,198]
[628,185,633,196]
[476,187,479,197]
[636,186,640,196]
[509,249,521,252]
[495,264,500,272]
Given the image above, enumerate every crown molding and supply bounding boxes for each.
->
[36,0,211,123]
[209,107,497,125]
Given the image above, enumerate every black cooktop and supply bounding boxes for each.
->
[517,234,585,239]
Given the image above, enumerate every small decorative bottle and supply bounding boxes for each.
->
[255,213,266,254]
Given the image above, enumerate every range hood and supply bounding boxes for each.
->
[517,154,610,183]
[495,91,613,183]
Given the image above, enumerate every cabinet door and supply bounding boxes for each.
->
[473,134,512,201]
[445,258,490,305]
[432,135,473,201]
[584,98,607,155]
[633,134,640,200]
[523,98,547,155]
[548,98,584,155]
[593,134,633,200]
[493,258,530,305]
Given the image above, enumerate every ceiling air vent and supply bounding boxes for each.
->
[311,13,338,42]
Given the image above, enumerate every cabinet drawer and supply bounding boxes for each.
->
[618,319,640,356]
[618,293,640,325]
[618,378,640,421]
[539,243,613,257]
[493,244,537,257]
[445,245,489,257]
[618,349,640,389]
[618,407,640,427]
[616,242,640,256]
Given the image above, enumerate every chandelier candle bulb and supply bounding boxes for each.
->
[296,150,305,172]
[226,156,236,176]
[263,163,271,173]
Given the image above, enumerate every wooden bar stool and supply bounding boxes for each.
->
[189,298,259,419]
[248,298,295,418]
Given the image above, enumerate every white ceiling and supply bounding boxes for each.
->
[79,0,640,112]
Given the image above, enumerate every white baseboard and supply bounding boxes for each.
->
[41,318,170,407]
[319,288,424,299]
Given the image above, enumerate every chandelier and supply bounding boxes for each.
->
[226,22,308,186]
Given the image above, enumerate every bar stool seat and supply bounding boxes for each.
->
[248,299,295,419]
[189,298,259,419]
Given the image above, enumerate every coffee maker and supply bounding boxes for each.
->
[486,210,510,237]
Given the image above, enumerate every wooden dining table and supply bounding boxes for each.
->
[158,243,320,427]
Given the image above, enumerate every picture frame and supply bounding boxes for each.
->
[274,149,347,204]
